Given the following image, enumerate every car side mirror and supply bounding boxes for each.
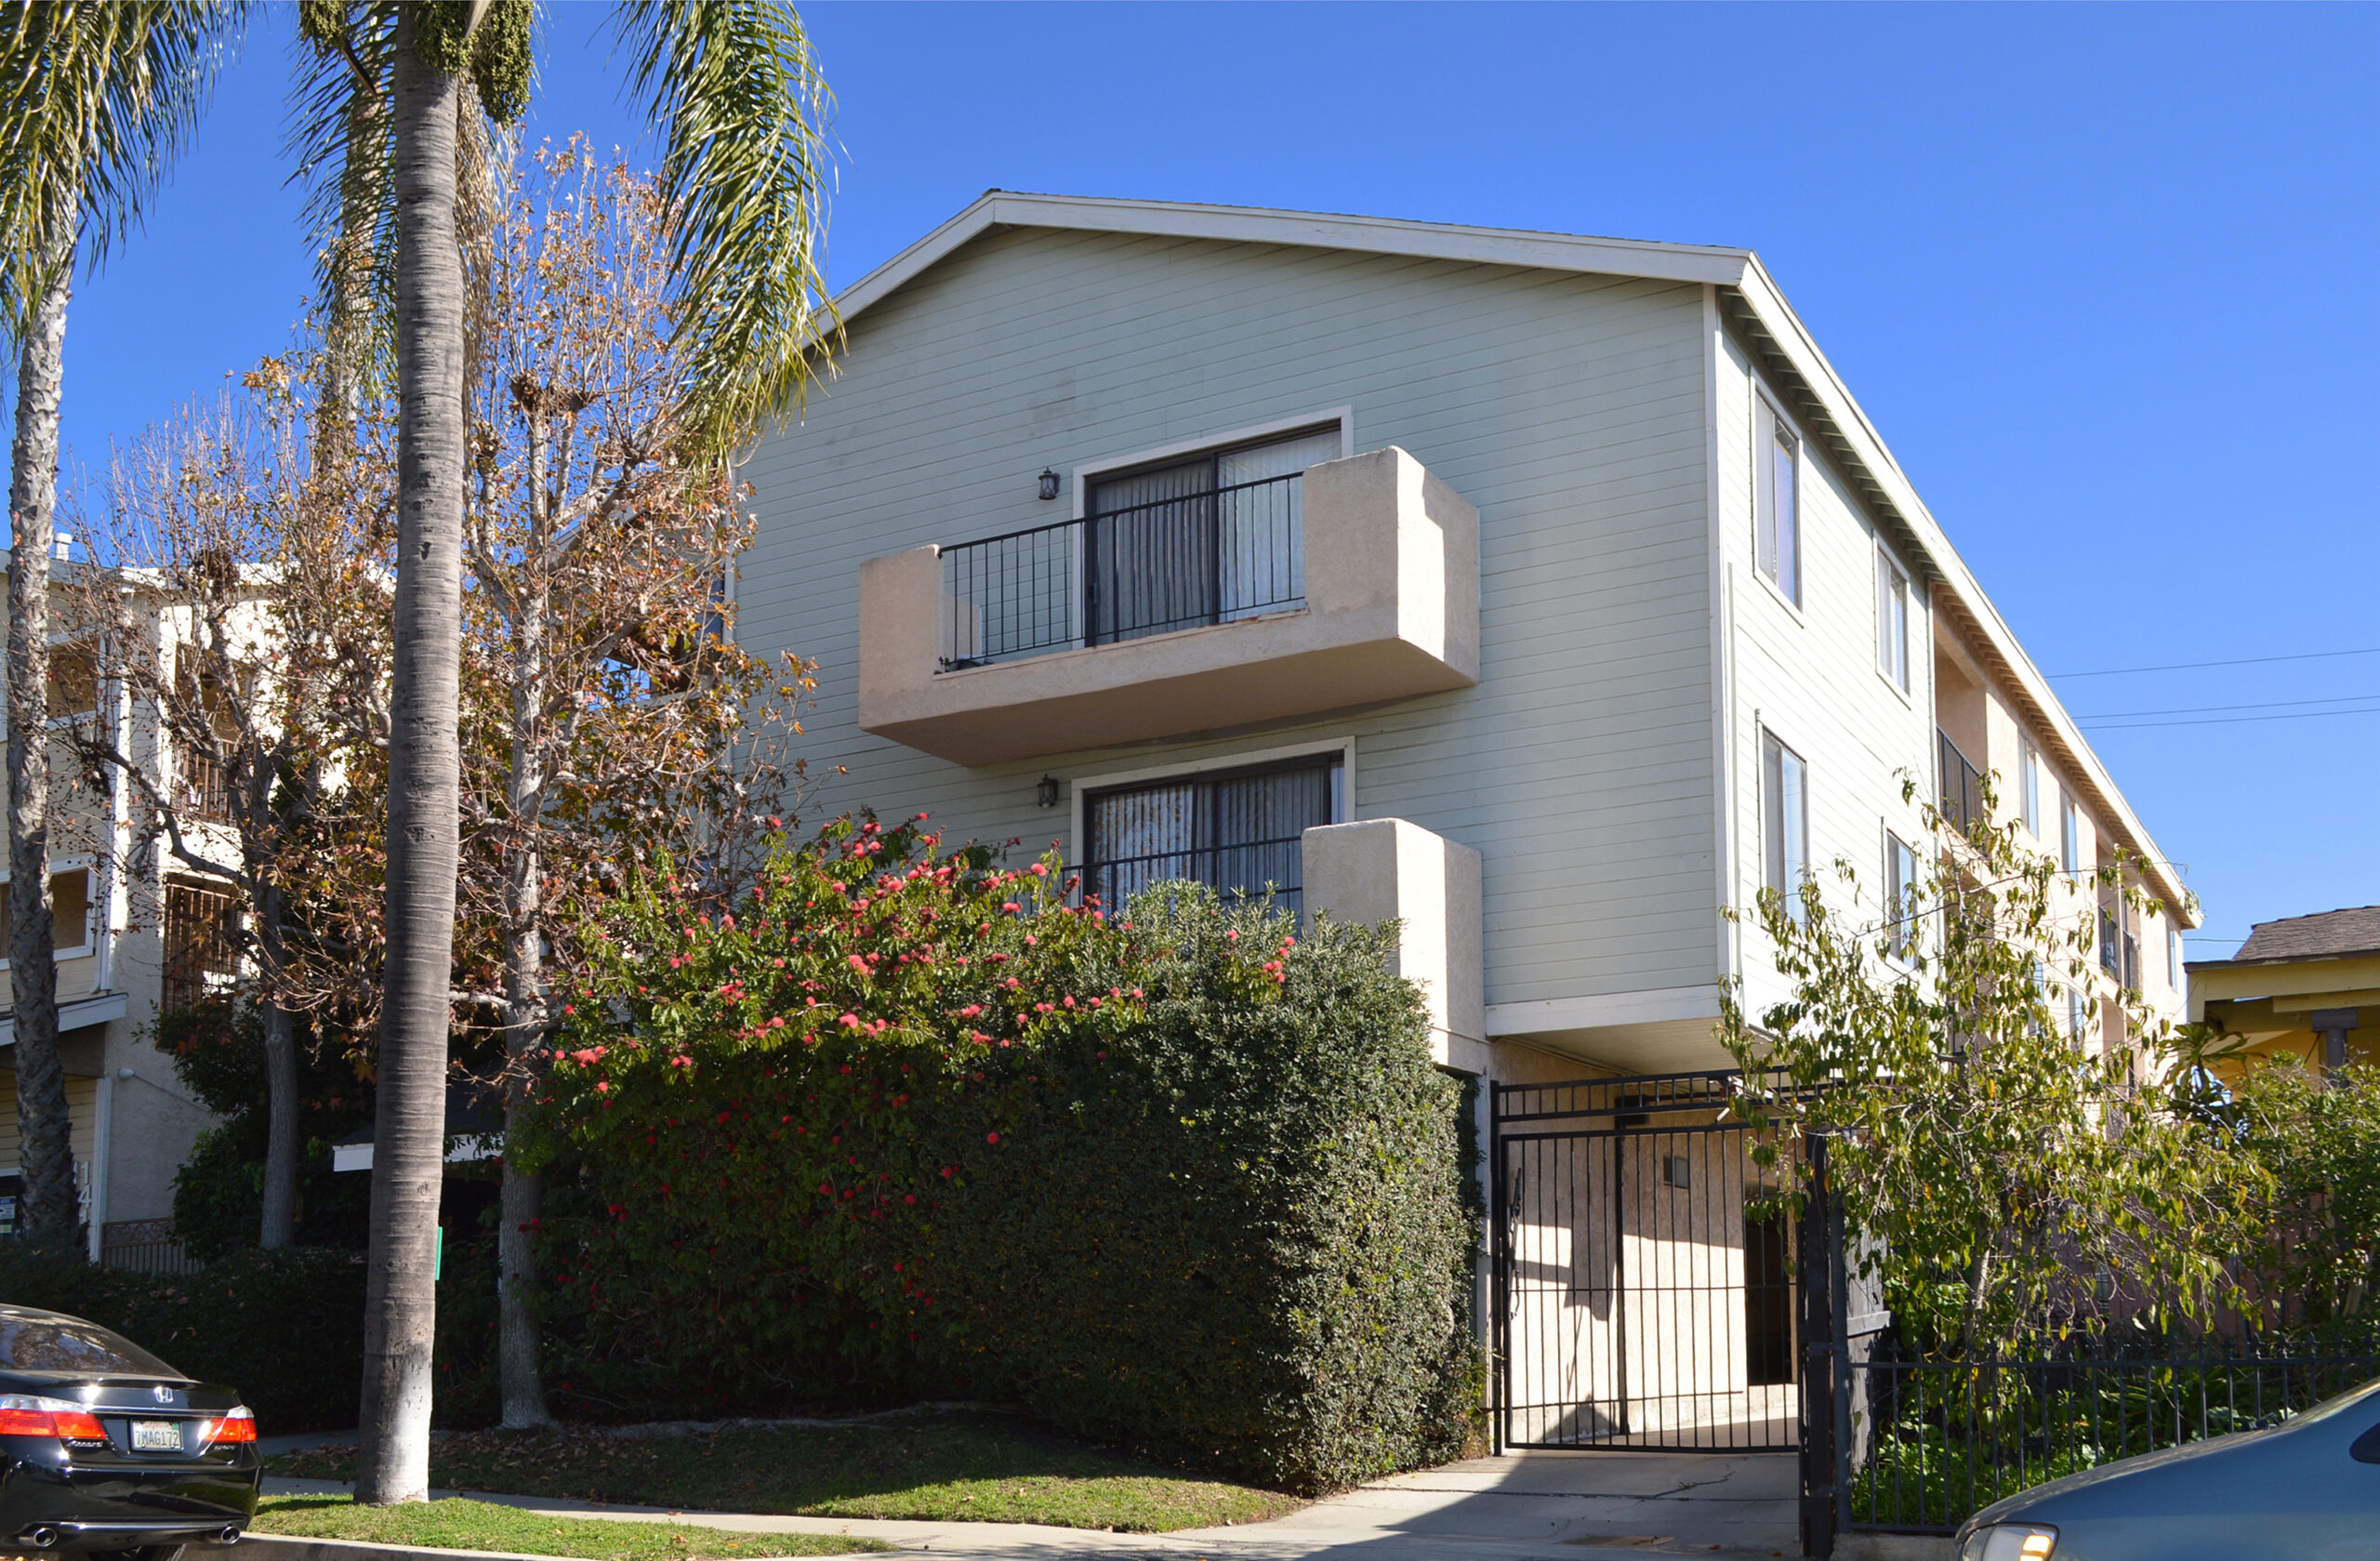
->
[2352,1421,2380,1465]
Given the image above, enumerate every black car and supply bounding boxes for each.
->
[0,1303,259,1557]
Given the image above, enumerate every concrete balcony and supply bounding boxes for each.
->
[856,446,1479,765]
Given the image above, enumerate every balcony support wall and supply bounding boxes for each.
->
[1302,816,1488,1075]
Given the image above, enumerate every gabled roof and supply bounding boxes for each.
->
[826,192,2190,919]
[2213,906,2380,967]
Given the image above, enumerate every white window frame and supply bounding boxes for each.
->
[2169,926,2183,990]
[1874,546,1911,693]
[1752,392,1802,609]
[1884,829,1919,957]
[0,857,99,967]
[1066,735,1355,867]
[2018,738,2041,839]
[2059,790,2081,879]
[1761,726,1809,922]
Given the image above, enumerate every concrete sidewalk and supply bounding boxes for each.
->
[263,1449,1805,1560]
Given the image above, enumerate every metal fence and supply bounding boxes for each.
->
[1844,1345,2380,1534]
[99,1218,202,1276]
[939,471,1304,667]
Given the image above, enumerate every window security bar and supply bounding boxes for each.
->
[938,470,1305,668]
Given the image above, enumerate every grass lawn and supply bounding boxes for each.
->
[250,1496,888,1558]
[268,1414,1304,1534]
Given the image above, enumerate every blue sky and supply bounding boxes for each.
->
[33,2,2379,954]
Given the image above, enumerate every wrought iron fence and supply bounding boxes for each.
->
[1937,730,1984,841]
[99,1218,202,1276]
[939,471,1304,668]
[1844,1343,2380,1533]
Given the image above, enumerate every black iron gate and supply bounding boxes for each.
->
[1491,1069,1801,1453]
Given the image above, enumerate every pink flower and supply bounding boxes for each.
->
[1001,901,1021,914]
[1028,863,1048,878]
[985,1132,1000,1144]
[848,954,870,972]
[840,1012,861,1027]
[594,1081,611,1093]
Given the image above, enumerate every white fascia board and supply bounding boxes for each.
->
[831,191,1753,329]
[1728,258,2189,920]
[0,991,131,1046]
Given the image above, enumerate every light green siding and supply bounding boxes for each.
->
[734,226,1716,1006]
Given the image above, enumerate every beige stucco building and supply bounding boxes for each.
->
[1,562,234,1257]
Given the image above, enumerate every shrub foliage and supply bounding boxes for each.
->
[522,816,1474,1491]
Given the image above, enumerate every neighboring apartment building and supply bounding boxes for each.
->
[0,558,233,1257]
[734,193,2193,1092]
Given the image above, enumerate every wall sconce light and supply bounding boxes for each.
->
[1037,468,1062,501]
[1036,774,1062,809]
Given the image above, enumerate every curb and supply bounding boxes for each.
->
[239,1541,593,1561]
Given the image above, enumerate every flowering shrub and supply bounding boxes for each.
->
[522,815,1474,1491]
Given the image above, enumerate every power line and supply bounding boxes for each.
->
[2074,692,2380,721]
[2078,705,2380,732]
[2050,646,2380,680]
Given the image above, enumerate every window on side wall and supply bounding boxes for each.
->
[2068,987,2091,1047]
[2169,926,2182,990]
[2059,791,2081,879]
[1753,397,1801,606]
[1762,729,1808,922]
[1875,548,1911,691]
[1884,831,1919,956]
[0,866,97,965]
[2018,740,2041,838]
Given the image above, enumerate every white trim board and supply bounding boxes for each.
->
[1486,985,1723,1038]
[0,991,129,1046]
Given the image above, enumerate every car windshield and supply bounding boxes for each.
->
[0,1316,178,1377]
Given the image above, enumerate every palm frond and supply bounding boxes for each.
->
[607,0,838,463]
[0,0,246,333]
[285,0,401,367]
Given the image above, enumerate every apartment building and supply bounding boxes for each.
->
[735,193,2191,1085]
[1,561,233,1257]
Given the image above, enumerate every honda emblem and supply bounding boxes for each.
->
[152,1385,175,1405]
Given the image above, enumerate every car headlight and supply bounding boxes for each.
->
[1960,1525,2058,1561]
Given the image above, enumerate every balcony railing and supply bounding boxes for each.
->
[1078,834,1307,916]
[939,470,1304,668]
[1937,730,1984,841]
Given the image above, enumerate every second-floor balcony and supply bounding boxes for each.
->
[858,446,1479,764]
[1937,729,1985,843]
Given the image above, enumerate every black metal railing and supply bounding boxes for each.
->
[1846,1344,2380,1532]
[1937,731,1984,841]
[1077,834,1306,916]
[99,1218,202,1276]
[939,470,1304,668]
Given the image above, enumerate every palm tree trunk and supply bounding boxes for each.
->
[496,496,552,1428]
[357,15,468,1507]
[257,887,299,1250]
[7,220,78,1241]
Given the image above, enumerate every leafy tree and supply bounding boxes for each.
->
[67,340,395,1249]
[2219,1060,2380,1336]
[1721,778,2255,1356]
[286,2,835,1500]
[0,0,242,1239]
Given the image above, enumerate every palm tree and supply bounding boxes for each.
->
[290,0,833,1501]
[0,0,240,1243]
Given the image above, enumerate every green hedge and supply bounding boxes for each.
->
[527,819,1477,1492]
[0,1242,365,1431]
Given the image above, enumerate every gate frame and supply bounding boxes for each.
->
[1488,1065,1805,1460]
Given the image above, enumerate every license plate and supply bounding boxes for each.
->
[131,1421,183,1452]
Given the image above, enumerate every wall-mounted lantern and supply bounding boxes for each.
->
[1036,774,1062,809]
[1038,468,1062,501]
